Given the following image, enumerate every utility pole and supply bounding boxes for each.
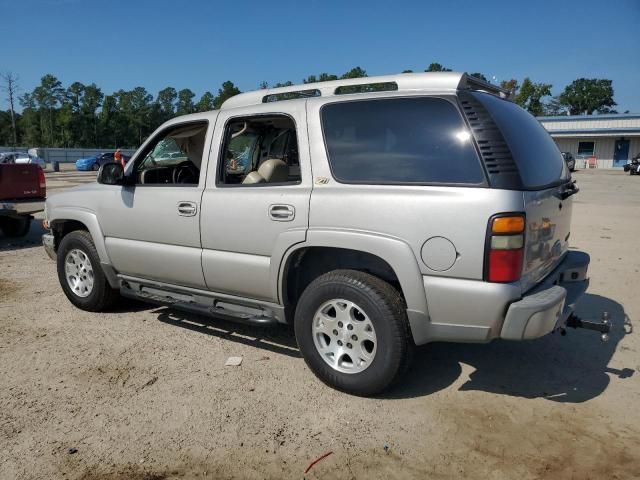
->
[1,72,19,147]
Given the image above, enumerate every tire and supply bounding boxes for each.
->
[294,269,414,396]
[0,216,31,237]
[92,162,100,171]
[56,230,118,311]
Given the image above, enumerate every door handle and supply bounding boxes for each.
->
[269,204,295,221]
[177,201,197,216]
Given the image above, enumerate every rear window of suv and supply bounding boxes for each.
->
[471,92,568,189]
[321,97,485,185]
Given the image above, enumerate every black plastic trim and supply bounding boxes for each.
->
[457,92,524,190]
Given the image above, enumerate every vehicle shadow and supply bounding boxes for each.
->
[0,218,47,252]
[384,293,633,402]
[155,307,301,359]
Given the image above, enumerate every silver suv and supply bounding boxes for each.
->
[43,72,590,395]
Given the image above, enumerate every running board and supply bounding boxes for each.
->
[119,277,280,327]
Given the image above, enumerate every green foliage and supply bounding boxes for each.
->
[176,89,196,115]
[195,91,215,112]
[558,78,616,115]
[511,78,552,116]
[340,67,367,79]
[470,72,488,82]
[213,81,241,109]
[303,73,338,84]
[425,63,451,72]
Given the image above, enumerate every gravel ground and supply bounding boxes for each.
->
[1,169,639,479]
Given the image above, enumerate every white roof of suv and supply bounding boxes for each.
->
[221,72,507,110]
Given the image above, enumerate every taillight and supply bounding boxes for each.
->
[38,167,46,195]
[485,214,525,283]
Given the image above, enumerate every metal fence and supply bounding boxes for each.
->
[0,146,137,163]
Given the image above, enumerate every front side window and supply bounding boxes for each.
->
[218,115,301,186]
[321,97,485,185]
[134,122,207,185]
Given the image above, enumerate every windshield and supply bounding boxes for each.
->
[472,92,569,189]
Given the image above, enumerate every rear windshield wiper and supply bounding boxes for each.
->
[555,179,579,200]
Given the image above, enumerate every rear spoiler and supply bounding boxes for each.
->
[460,73,510,99]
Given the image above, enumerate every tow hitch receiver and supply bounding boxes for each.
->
[566,312,612,342]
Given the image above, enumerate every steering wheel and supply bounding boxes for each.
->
[173,161,199,184]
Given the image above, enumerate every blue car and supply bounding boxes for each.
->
[76,152,129,171]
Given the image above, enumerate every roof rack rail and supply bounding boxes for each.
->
[221,72,509,110]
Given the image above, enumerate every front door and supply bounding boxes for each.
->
[613,139,630,167]
[98,119,213,288]
[200,102,311,302]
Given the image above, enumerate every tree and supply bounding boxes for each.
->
[558,78,616,115]
[500,79,519,96]
[543,96,567,116]
[18,92,42,146]
[32,74,64,146]
[1,72,20,146]
[341,67,367,79]
[402,69,414,73]
[512,78,552,116]
[303,73,338,83]
[470,72,488,82]
[425,63,451,72]
[156,87,177,119]
[195,91,215,112]
[81,83,103,146]
[213,81,241,109]
[176,88,195,115]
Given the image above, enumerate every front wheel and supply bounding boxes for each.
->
[56,230,118,311]
[92,162,100,171]
[294,270,413,396]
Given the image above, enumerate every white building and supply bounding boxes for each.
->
[538,113,640,169]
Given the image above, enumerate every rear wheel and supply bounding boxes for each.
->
[294,269,413,396]
[56,230,118,311]
[0,216,31,237]
[92,162,100,171]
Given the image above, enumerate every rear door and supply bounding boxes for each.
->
[470,92,573,291]
[200,101,311,302]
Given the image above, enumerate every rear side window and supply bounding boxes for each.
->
[472,92,568,189]
[321,97,485,185]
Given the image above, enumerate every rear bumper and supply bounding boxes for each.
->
[0,199,45,216]
[500,251,590,340]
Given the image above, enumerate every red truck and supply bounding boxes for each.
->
[0,164,46,237]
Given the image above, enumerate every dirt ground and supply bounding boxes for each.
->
[1,169,639,479]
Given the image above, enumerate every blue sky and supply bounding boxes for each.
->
[1,0,639,112]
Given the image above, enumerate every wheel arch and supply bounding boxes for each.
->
[49,208,118,288]
[278,230,430,343]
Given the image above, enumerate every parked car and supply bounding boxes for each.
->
[623,153,640,175]
[42,72,596,395]
[0,163,46,237]
[561,152,576,171]
[0,151,46,168]
[75,152,130,171]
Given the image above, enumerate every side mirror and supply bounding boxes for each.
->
[97,162,124,185]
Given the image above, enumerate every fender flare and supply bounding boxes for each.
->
[277,229,431,343]
[49,207,119,288]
